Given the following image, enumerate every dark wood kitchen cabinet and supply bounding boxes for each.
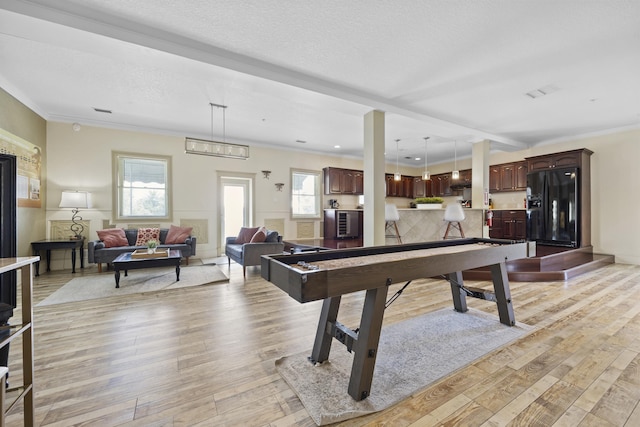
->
[412,177,433,198]
[323,167,363,195]
[489,161,527,192]
[526,148,593,172]
[431,173,452,197]
[490,210,526,239]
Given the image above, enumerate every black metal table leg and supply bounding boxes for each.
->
[71,248,76,273]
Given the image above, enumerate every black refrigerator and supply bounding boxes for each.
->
[526,167,579,248]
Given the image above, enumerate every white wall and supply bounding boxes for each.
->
[46,122,640,265]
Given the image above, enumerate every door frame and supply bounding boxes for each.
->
[217,172,255,254]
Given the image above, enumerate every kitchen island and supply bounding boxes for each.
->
[388,207,485,244]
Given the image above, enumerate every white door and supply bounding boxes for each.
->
[220,175,253,251]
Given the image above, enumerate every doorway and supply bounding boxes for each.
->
[219,174,253,252]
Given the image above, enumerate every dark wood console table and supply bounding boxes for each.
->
[31,238,85,276]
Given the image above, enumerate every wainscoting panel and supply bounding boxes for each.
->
[264,218,285,236]
[181,219,208,244]
[50,220,91,240]
[296,221,315,239]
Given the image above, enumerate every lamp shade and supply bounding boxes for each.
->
[59,191,91,209]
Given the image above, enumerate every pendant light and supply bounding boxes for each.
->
[422,136,430,180]
[394,139,401,181]
[452,139,459,180]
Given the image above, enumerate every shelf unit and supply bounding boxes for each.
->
[0,256,38,427]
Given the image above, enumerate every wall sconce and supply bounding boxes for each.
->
[262,170,272,179]
[275,183,284,191]
[59,190,92,239]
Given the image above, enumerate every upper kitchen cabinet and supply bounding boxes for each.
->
[431,173,452,197]
[385,174,414,198]
[412,176,433,198]
[323,167,364,195]
[489,161,527,192]
[526,148,594,172]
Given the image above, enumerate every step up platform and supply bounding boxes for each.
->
[464,244,615,282]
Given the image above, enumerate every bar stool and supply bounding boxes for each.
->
[443,203,465,239]
[385,203,402,244]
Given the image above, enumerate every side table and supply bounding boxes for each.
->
[31,237,85,276]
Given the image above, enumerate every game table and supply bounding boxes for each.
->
[261,238,528,401]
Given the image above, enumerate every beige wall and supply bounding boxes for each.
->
[0,88,47,256]
[46,122,371,260]
[3,86,638,266]
[44,121,640,265]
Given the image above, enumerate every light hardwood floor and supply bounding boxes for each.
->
[4,259,640,426]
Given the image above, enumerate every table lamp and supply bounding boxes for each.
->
[59,190,91,239]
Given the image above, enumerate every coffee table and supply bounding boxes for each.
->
[112,249,182,288]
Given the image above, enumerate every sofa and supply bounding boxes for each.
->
[225,227,284,277]
[88,227,196,272]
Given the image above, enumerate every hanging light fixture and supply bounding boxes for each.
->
[452,139,460,180]
[422,137,430,180]
[185,103,249,159]
[394,139,401,181]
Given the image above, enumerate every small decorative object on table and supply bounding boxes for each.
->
[414,197,444,209]
[146,239,158,254]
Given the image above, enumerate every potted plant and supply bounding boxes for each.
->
[414,197,444,209]
[146,239,158,254]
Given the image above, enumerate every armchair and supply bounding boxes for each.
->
[225,228,284,277]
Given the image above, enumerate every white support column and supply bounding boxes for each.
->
[472,140,491,237]
[363,110,386,246]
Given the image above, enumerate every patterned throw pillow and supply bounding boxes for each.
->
[165,225,193,244]
[135,227,160,246]
[235,227,259,244]
[96,229,129,248]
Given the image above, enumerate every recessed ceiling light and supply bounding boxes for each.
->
[93,107,112,114]
[415,157,421,161]
[334,145,341,149]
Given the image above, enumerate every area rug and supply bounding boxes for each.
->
[276,308,532,425]
[36,265,229,306]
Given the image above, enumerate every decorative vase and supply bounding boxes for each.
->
[147,248,156,254]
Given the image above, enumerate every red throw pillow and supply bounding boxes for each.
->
[96,229,129,248]
[235,227,259,244]
[135,227,160,246]
[249,226,267,243]
[165,225,193,244]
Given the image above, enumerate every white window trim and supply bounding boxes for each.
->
[290,168,322,219]
[112,151,173,222]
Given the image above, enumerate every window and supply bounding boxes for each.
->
[291,169,321,219]
[113,152,172,221]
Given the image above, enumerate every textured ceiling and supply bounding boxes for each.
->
[0,0,638,166]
